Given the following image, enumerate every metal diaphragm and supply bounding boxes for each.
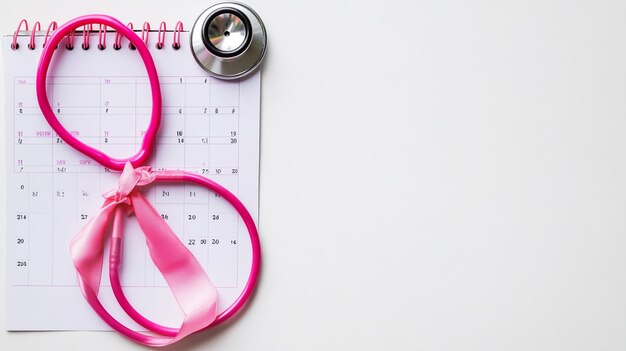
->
[191,2,267,80]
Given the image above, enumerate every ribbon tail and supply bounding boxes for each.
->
[70,200,118,295]
[130,191,218,340]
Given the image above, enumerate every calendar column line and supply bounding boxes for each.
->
[27,173,31,285]
[50,79,55,285]
[183,77,187,262]
[207,76,211,271]
[236,82,241,287]
[209,77,212,269]
[137,76,148,287]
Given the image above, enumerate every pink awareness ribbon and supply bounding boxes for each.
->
[70,162,218,346]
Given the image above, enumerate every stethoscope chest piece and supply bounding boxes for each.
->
[191,2,267,80]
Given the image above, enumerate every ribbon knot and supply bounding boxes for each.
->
[102,163,156,206]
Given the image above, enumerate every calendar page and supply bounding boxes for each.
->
[2,31,260,330]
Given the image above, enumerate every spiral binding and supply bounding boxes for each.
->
[173,21,183,50]
[43,21,58,48]
[141,21,151,48]
[115,23,134,50]
[81,24,92,50]
[98,24,106,50]
[28,22,41,50]
[11,19,184,51]
[11,19,27,50]
[156,22,166,49]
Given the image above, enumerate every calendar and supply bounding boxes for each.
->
[3,30,260,330]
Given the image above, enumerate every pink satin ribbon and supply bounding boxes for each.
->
[70,163,218,346]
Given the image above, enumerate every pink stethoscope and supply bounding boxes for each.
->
[35,15,261,347]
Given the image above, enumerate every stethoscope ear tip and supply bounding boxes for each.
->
[191,2,267,80]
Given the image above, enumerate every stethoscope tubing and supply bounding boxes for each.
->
[109,171,261,336]
[35,14,261,344]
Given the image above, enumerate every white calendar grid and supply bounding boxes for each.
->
[4,31,260,330]
[10,75,242,289]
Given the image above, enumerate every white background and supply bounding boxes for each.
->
[2,0,626,350]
